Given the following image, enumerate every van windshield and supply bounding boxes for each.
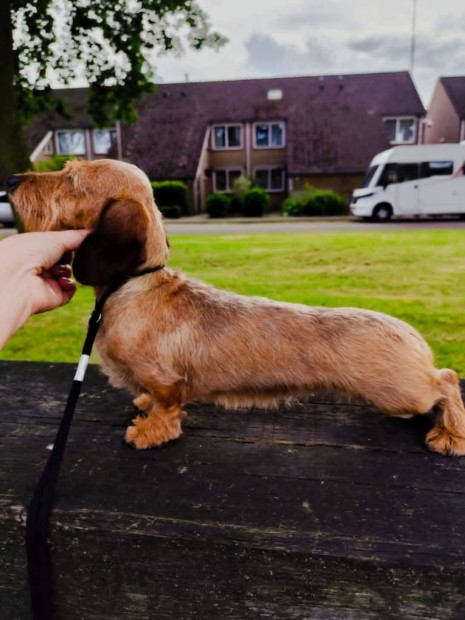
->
[362,165,378,187]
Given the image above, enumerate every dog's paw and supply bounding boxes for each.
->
[125,414,182,449]
[426,426,465,456]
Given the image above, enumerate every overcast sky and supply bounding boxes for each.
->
[153,0,465,107]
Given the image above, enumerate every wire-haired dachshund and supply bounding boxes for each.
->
[9,159,465,455]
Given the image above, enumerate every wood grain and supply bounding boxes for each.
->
[1,361,465,619]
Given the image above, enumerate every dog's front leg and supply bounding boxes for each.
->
[126,383,185,449]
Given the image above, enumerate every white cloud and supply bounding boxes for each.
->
[244,34,335,76]
[151,0,465,104]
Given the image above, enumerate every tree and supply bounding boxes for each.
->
[0,0,226,182]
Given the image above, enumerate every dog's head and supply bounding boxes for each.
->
[8,159,169,285]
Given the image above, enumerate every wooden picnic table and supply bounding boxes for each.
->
[1,360,465,619]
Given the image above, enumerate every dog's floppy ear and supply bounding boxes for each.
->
[73,199,148,286]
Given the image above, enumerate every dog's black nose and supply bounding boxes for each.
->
[6,175,22,191]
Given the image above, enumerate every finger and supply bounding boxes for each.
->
[58,283,77,306]
[33,278,77,315]
[33,230,90,270]
[56,277,76,293]
[50,264,72,278]
[55,229,90,251]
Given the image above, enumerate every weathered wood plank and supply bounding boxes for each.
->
[1,361,465,618]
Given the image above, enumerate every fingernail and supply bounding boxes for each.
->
[58,277,76,292]
[52,265,72,277]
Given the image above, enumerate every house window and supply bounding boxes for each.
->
[254,122,285,148]
[212,124,243,149]
[93,128,117,155]
[384,118,416,144]
[213,169,242,192]
[254,167,285,192]
[56,130,86,155]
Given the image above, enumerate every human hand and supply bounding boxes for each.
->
[0,230,89,348]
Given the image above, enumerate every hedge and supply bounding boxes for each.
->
[242,187,270,217]
[159,205,182,219]
[205,193,230,218]
[282,188,347,217]
[151,181,190,215]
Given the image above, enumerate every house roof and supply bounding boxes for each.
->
[25,71,425,178]
[125,71,424,178]
[441,77,465,119]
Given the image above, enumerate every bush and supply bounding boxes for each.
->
[242,187,270,217]
[306,190,347,216]
[159,205,182,219]
[34,155,75,172]
[151,181,190,215]
[282,187,347,217]
[205,193,230,218]
[281,197,303,217]
[224,175,255,215]
[228,196,243,215]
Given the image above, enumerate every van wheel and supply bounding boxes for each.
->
[372,204,392,222]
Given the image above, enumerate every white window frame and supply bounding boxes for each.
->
[92,128,117,155]
[211,124,243,150]
[55,129,87,155]
[213,168,243,193]
[43,137,54,155]
[253,121,286,149]
[384,116,417,145]
[254,167,286,192]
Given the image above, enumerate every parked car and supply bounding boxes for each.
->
[0,191,14,226]
[350,143,465,221]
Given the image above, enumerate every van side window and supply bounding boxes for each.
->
[397,164,419,182]
[420,161,453,178]
[378,163,420,186]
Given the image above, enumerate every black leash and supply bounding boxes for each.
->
[25,264,164,620]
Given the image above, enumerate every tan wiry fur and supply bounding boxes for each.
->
[10,159,465,455]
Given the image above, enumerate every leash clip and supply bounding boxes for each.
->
[89,309,102,326]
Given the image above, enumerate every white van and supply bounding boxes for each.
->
[350,144,465,221]
[0,192,14,226]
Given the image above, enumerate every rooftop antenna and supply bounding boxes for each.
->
[410,0,417,73]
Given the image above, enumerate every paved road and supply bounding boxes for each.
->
[165,218,465,235]
[3,218,465,238]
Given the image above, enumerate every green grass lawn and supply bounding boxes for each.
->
[2,230,465,374]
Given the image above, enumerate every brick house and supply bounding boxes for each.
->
[26,71,424,211]
[424,77,465,144]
